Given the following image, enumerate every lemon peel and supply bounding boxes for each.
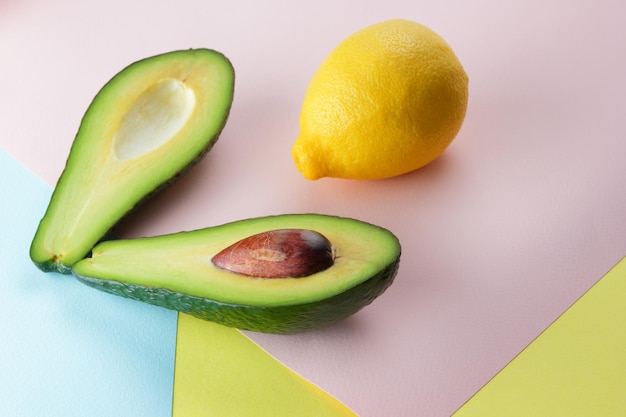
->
[292,19,469,180]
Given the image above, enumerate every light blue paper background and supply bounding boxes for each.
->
[0,149,177,416]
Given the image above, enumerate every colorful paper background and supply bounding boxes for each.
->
[0,150,178,416]
[454,256,626,416]
[2,1,626,415]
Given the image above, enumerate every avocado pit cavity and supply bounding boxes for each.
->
[212,229,335,278]
[114,78,195,160]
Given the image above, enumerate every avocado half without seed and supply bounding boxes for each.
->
[30,49,235,273]
[72,214,401,334]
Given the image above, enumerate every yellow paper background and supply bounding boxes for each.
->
[454,257,626,416]
[172,313,358,417]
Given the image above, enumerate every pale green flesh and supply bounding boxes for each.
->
[30,49,234,272]
[71,214,401,307]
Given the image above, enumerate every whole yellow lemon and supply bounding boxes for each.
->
[292,19,469,180]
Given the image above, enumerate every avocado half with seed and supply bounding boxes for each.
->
[30,49,235,273]
[72,214,401,334]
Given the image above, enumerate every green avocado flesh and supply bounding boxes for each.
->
[72,214,401,334]
[29,49,235,273]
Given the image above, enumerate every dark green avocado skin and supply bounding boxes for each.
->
[74,258,399,334]
[34,259,73,274]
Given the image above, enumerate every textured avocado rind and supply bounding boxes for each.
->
[33,257,73,274]
[73,257,400,334]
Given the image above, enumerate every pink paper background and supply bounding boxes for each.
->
[2,1,625,416]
